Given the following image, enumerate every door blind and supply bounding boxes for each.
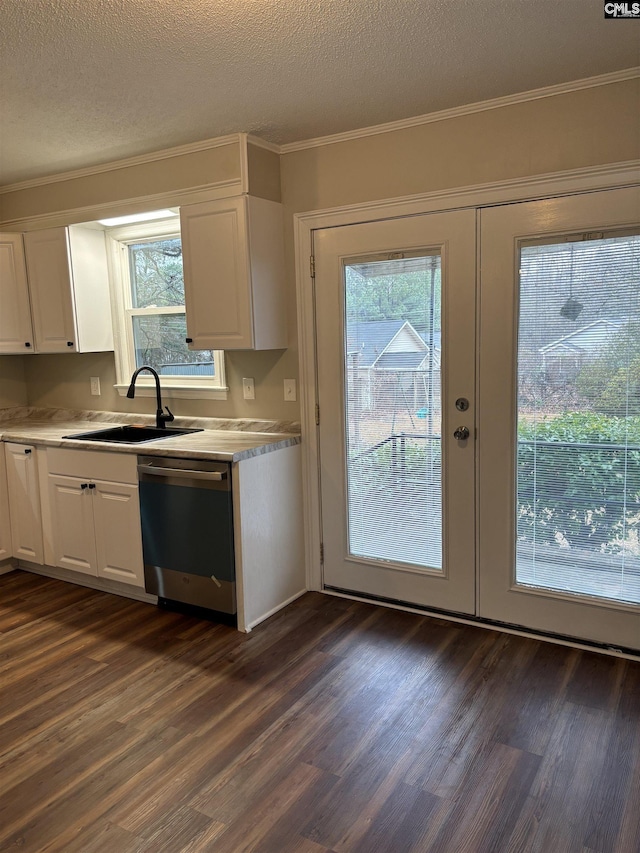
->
[517,232,640,604]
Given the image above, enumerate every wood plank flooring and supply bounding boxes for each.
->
[1,570,639,853]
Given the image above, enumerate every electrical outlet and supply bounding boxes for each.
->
[90,376,101,396]
[242,377,255,400]
[284,379,297,401]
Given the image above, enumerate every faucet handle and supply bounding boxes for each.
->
[161,406,175,425]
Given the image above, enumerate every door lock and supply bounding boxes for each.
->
[455,397,469,411]
[453,426,470,440]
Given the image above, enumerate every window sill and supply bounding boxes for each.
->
[114,384,228,401]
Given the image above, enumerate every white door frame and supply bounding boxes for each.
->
[294,161,640,595]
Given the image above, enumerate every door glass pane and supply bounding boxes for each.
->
[344,253,443,570]
[517,232,640,604]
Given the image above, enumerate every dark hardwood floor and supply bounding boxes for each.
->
[1,570,639,853]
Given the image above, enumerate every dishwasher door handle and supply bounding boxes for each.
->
[138,465,227,482]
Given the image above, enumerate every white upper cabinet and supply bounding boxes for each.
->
[23,225,114,353]
[180,195,287,350]
[0,233,35,354]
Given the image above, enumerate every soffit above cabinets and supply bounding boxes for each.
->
[1,0,639,186]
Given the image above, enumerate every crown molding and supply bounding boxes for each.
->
[246,134,282,154]
[280,67,640,154]
[0,134,243,195]
[239,132,250,194]
[2,67,637,196]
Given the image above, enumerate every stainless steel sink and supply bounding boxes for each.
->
[62,425,204,444]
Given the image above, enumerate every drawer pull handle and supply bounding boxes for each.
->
[138,465,226,482]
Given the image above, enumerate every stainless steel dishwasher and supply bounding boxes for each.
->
[137,456,236,615]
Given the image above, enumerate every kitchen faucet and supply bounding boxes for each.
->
[126,365,175,429]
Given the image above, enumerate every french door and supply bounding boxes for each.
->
[314,186,640,649]
[315,209,477,614]
[479,187,640,649]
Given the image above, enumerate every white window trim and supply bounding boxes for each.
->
[106,218,227,400]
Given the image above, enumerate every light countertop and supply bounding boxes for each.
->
[0,408,300,463]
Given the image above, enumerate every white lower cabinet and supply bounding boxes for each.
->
[48,475,99,576]
[46,448,144,588]
[0,444,13,561]
[5,442,43,564]
[93,480,143,585]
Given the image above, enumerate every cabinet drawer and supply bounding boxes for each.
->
[47,447,138,484]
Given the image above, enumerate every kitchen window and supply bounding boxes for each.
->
[107,217,226,399]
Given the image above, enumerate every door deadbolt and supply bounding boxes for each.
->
[453,426,470,440]
[455,397,469,411]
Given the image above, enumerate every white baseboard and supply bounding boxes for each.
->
[245,588,308,632]
[16,561,158,605]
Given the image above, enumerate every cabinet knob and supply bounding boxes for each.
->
[24,448,32,455]
[88,483,96,490]
[67,341,74,347]
[185,337,193,344]
[25,342,32,348]
[81,483,88,489]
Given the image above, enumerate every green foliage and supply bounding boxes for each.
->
[576,321,640,416]
[518,412,640,552]
[345,267,441,331]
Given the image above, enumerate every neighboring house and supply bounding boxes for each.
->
[539,319,621,383]
[159,361,214,376]
[346,319,441,412]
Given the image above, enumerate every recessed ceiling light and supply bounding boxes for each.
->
[98,209,177,226]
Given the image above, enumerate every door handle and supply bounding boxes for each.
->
[453,426,470,440]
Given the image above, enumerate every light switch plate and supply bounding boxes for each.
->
[284,379,297,401]
[242,377,255,400]
[90,376,101,395]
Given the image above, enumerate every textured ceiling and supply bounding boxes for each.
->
[1,0,638,186]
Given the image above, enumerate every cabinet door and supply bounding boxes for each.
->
[66,227,114,353]
[93,480,144,587]
[181,197,254,349]
[48,475,97,576]
[181,197,286,350]
[0,233,34,353]
[5,443,43,564]
[0,444,13,561]
[23,227,78,353]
